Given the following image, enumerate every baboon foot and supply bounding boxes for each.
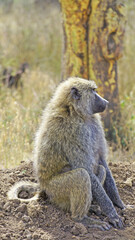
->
[81,216,111,231]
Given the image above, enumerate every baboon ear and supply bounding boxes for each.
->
[71,87,81,100]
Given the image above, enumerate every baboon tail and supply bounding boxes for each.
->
[7,181,39,202]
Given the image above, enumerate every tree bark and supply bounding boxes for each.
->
[59,0,125,140]
[59,0,90,79]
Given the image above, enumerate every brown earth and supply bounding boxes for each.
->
[0,160,135,240]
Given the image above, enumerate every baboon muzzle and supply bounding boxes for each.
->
[94,92,109,113]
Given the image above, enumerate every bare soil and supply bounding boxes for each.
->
[0,160,135,240]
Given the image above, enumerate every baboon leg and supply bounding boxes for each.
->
[45,168,92,220]
[45,168,111,230]
[97,165,106,185]
[99,158,125,209]
[89,165,106,215]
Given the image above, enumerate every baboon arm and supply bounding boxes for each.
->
[91,173,116,217]
[99,158,125,209]
[91,173,123,228]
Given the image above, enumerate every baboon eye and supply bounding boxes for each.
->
[92,88,97,92]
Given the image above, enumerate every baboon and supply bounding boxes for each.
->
[8,77,125,230]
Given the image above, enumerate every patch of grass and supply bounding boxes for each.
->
[0,3,61,168]
[0,69,58,168]
[117,0,135,154]
[0,2,62,76]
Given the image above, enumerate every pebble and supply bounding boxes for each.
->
[32,232,40,239]
[16,212,23,218]
[27,202,40,218]
[124,177,133,187]
[24,229,31,236]
[71,223,87,236]
[22,215,31,223]
[26,234,32,240]
[3,202,11,212]
[12,199,20,207]
[0,201,5,210]
[16,203,27,213]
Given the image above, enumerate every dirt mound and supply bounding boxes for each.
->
[0,161,135,240]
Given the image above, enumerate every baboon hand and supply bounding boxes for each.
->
[108,215,124,229]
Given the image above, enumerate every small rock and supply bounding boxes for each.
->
[41,233,54,240]
[108,162,112,166]
[27,202,40,218]
[26,234,32,240]
[1,234,7,240]
[126,204,135,209]
[132,180,135,186]
[39,218,44,223]
[124,177,133,187]
[22,215,31,223]
[18,173,24,177]
[3,202,11,212]
[24,230,32,240]
[71,223,87,236]
[16,203,27,213]
[5,233,11,238]
[0,201,5,210]
[30,226,36,232]
[0,213,4,219]
[72,236,80,239]
[24,229,31,236]
[9,172,14,176]
[32,232,40,239]
[131,162,135,170]
[1,233,12,240]
[16,212,23,218]
[12,199,20,207]
[9,179,15,184]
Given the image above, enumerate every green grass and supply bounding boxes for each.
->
[0,1,135,168]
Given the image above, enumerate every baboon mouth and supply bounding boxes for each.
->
[99,105,106,112]
[93,104,107,113]
[94,93,108,113]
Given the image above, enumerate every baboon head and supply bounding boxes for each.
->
[55,77,108,118]
[70,78,108,117]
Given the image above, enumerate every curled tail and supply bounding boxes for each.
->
[7,181,39,202]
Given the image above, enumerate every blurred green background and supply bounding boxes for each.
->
[0,0,134,168]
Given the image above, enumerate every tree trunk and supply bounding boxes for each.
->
[59,0,90,79]
[59,0,125,140]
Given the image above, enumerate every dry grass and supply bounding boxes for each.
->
[0,70,58,168]
[0,2,62,75]
[117,1,135,154]
[0,3,60,168]
[0,1,135,168]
